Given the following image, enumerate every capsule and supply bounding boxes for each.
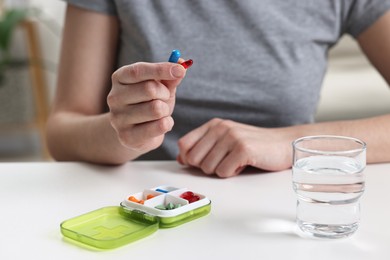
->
[168,49,181,63]
[180,59,193,69]
[156,188,168,193]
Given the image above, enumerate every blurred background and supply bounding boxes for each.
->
[0,0,64,161]
[0,0,389,162]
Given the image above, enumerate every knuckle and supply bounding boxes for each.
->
[156,117,174,133]
[106,93,116,107]
[127,63,142,80]
[177,138,187,151]
[186,154,200,166]
[150,100,168,118]
[111,70,119,82]
[209,119,235,136]
[218,119,234,129]
[209,118,222,125]
[143,81,158,99]
[235,141,251,154]
[155,63,166,77]
[226,127,242,140]
[233,142,256,165]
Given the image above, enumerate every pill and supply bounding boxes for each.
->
[188,195,200,203]
[166,203,175,210]
[128,196,139,203]
[155,203,182,210]
[168,50,181,63]
[180,59,193,69]
[156,188,168,193]
[180,191,194,200]
[146,194,155,200]
[180,191,200,203]
[155,205,166,210]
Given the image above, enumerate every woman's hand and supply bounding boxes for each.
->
[177,118,293,178]
[107,62,186,154]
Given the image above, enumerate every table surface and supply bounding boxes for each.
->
[0,161,389,260]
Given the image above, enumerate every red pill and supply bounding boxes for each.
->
[188,195,200,203]
[180,191,200,203]
[180,59,193,69]
[180,191,194,200]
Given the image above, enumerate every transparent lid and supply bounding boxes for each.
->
[60,206,159,249]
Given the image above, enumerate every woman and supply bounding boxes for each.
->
[47,0,390,177]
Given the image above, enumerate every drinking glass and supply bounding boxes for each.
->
[292,135,366,239]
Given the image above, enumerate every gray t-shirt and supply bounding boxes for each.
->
[63,0,390,160]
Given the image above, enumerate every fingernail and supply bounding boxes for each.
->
[171,65,185,78]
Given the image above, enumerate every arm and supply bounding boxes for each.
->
[357,10,390,84]
[46,5,186,164]
[177,11,390,178]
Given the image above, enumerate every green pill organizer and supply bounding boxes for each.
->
[60,185,211,249]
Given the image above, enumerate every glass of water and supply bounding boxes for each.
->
[292,135,366,239]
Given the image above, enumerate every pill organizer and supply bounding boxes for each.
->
[60,185,211,249]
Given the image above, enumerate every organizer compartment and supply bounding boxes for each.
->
[121,186,210,218]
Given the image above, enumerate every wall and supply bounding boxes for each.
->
[3,0,66,100]
[316,36,390,122]
[29,0,66,100]
[0,0,65,160]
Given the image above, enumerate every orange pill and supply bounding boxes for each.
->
[128,196,139,203]
[146,194,155,200]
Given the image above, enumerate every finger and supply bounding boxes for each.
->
[160,58,190,95]
[117,117,174,149]
[160,78,181,96]
[112,99,171,125]
[215,148,248,178]
[176,155,184,165]
[178,118,223,165]
[200,137,233,175]
[184,127,226,168]
[114,62,186,84]
[129,99,172,124]
[133,116,174,141]
[108,80,171,108]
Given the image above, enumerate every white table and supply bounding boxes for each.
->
[0,161,389,259]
